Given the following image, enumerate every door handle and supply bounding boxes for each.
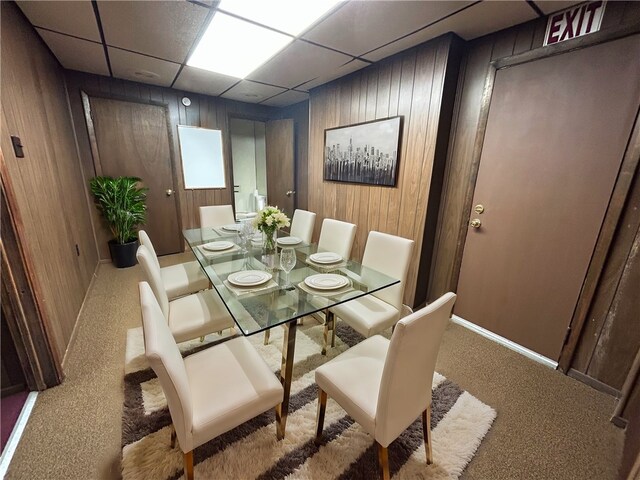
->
[286,190,296,197]
[165,189,173,197]
[470,219,481,228]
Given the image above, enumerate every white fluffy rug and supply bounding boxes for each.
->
[121,320,495,479]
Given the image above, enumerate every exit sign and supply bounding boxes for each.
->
[544,1,607,46]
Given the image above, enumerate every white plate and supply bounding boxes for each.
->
[277,236,301,245]
[222,224,241,232]
[227,270,272,287]
[202,241,234,252]
[309,252,342,264]
[304,274,348,290]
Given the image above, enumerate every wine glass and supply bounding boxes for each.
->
[280,247,296,289]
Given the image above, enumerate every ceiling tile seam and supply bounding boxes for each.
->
[107,45,182,66]
[186,0,215,9]
[91,0,112,77]
[218,79,244,97]
[360,0,483,59]
[170,6,218,88]
[31,25,102,45]
[526,1,546,18]
[216,8,296,39]
[297,37,374,64]
[258,88,308,105]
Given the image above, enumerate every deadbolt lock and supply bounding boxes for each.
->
[286,190,296,197]
[474,204,484,214]
[470,219,482,229]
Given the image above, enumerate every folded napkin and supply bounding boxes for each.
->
[223,278,279,296]
[197,243,240,259]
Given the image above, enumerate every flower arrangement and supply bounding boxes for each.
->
[253,206,290,253]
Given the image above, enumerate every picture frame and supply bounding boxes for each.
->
[323,116,403,187]
[177,125,226,189]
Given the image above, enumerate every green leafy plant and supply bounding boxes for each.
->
[89,176,148,244]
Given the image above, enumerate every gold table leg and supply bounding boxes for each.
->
[276,320,297,439]
[422,403,433,464]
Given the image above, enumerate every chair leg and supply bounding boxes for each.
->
[263,328,271,345]
[315,388,327,445]
[170,424,177,449]
[199,336,205,342]
[377,442,390,480]
[183,451,194,480]
[330,311,336,347]
[422,404,433,465]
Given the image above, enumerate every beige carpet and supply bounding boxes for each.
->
[5,254,623,479]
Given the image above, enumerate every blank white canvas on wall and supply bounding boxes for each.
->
[178,125,226,189]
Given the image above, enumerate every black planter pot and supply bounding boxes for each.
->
[108,238,139,268]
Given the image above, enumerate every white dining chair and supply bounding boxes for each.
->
[137,245,234,343]
[199,205,235,228]
[314,292,457,480]
[139,281,284,480]
[289,209,316,244]
[323,231,414,354]
[138,230,209,300]
[317,218,356,260]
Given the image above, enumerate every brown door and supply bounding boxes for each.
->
[88,97,182,255]
[455,35,640,360]
[265,118,295,217]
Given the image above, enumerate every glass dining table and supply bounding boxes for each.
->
[183,226,399,439]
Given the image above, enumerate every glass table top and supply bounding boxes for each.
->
[183,227,399,336]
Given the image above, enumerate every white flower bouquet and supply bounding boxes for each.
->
[253,206,290,253]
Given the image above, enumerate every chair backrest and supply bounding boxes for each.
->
[361,231,414,311]
[138,230,160,270]
[139,281,193,450]
[289,209,316,244]
[375,292,457,447]
[199,205,235,228]
[317,218,356,260]
[136,245,170,319]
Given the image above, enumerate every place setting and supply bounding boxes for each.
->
[305,251,348,270]
[197,240,240,258]
[298,272,353,296]
[223,269,277,296]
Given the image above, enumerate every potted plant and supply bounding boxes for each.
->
[89,176,148,268]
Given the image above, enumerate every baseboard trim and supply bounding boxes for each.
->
[451,314,558,369]
[61,262,100,371]
[0,391,38,477]
[567,368,621,398]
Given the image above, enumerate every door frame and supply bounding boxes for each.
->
[228,113,298,214]
[0,150,63,390]
[80,90,184,241]
[449,23,640,373]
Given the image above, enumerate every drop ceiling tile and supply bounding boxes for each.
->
[36,29,109,76]
[97,1,210,63]
[297,58,369,91]
[302,1,475,56]
[534,1,582,15]
[17,1,101,42]
[221,81,286,103]
[261,90,310,107]
[108,47,180,87]
[246,40,352,89]
[173,66,239,97]
[364,1,539,62]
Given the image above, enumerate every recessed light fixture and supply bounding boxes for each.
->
[187,12,292,79]
[218,0,342,36]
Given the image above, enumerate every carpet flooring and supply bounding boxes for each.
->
[4,254,624,479]
[121,322,495,479]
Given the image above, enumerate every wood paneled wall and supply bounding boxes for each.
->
[277,101,309,211]
[65,72,277,260]
[307,34,462,307]
[429,1,640,392]
[0,2,98,364]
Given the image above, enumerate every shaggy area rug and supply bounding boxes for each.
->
[122,319,496,479]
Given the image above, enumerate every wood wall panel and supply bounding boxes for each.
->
[429,1,640,392]
[65,72,277,259]
[0,2,98,362]
[308,34,460,306]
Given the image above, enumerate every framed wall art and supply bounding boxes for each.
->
[323,116,402,187]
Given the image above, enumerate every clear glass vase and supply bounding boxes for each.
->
[263,228,277,255]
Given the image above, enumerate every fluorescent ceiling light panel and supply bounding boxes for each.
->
[219,0,342,36]
[187,12,292,78]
